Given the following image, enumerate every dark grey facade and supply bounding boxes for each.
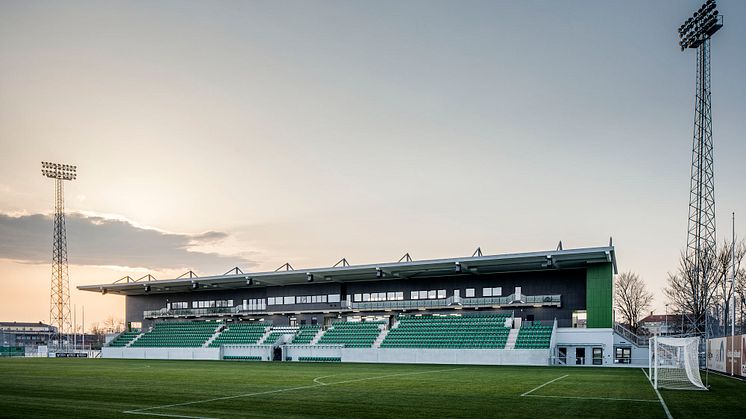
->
[125,268,586,329]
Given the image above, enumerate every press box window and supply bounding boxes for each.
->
[482,287,502,297]
[465,288,475,297]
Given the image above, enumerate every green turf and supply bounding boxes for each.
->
[0,358,743,418]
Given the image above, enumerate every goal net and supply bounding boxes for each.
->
[649,336,707,390]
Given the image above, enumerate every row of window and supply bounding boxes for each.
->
[191,300,234,309]
[243,299,266,311]
[353,292,405,302]
[410,290,446,300]
[267,294,342,306]
[482,287,503,297]
[167,286,508,310]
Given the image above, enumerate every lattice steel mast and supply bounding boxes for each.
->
[677,0,723,336]
[41,162,77,348]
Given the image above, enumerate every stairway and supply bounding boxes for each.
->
[124,332,144,348]
[257,327,275,345]
[372,328,389,348]
[310,328,326,345]
[504,329,519,350]
[203,325,224,348]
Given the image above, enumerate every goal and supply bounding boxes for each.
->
[649,336,707,390]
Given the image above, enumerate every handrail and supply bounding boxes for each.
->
[144,293,561,318]
[614,323,649,347]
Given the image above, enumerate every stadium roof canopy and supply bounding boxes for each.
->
[78,246,616,296]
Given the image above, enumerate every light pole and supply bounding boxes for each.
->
[41,161,77,350]
[678,0,723,338]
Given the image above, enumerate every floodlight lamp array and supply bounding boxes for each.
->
[41,161,77,180]
[677,0,722,51]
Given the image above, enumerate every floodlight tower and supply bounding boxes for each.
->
[677,0,723,337]
[41,161,77,349]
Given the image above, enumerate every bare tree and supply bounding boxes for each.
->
[665,247,719,334]
[101,316,125,334]
[614,271,654,332]
[713,239,746,335]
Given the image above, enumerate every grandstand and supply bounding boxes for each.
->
[106,331,140,347]
[290,325,321,344]
[85,246,628,366]
[515,323,552,349]
[316,321,384,348]
[130,322,218,348]
[381,313,510,349]
[208,322,267,347]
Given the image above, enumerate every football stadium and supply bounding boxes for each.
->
[80,246,618,366]
[2,1,746,418]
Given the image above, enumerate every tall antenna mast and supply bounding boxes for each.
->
[677,0,722,338]
[41,161,77,349]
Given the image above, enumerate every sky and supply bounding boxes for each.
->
[1,0,745,330]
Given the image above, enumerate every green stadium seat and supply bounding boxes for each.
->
[380,313,510,349]
[315,321,384,348]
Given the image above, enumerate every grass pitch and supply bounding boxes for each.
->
[0,358,743,418]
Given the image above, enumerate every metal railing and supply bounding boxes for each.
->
[349,294,560,311]
[144,293,561,318]
[460,294,561,307]
[614,323,649,347]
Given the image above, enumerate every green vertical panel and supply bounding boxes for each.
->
[586,263,613,328]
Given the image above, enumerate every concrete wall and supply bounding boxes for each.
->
[101,347,221,360]
[223,345,273,360]
[613,332,649,366]
[284,345,549,365]
[554,328,614,366]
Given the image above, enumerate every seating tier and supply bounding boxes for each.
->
[515,324,552,349]
[209,323,268,347]
[107,331,140,347]
[381,314,510,349]
[131,322,218,348]
[291,326,320,344]
[316,321,384,348]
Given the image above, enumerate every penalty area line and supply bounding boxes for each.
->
[122,411,217,419]
[524,394,659,403]
[124,367,463,416]
[520,374,569,397]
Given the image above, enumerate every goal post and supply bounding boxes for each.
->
[649,336,707,390]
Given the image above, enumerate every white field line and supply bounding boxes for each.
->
[520,374,568,397]
[641,368,673,419]
[312,375,335,385]
[123,412,217,419]
[124,367,463,416]
[524,394,659,403]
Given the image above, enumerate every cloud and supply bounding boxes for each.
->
[0,212,255,272]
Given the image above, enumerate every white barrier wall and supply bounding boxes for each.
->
[612,331,649,366]
[223,345,273,360]
[284,345,549,365]
[554,328,614,366]
[102,347,221,360]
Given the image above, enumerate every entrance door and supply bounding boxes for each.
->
[273,347,282,361]
[575,347,585,365]
[592,347,603,365]
[558,347,567,365]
